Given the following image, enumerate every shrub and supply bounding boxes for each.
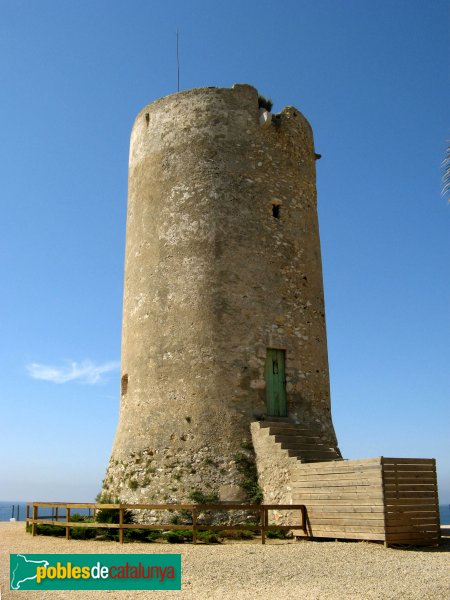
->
[71,527,97,540]
[69,513,86,523]
[219,529,255,540]
[196,530,221,544]
[170,509,193,525]
[95,494,134,525]
[267,528,289,539]
[166,531,185,543]
[124,528,150,542]
[234,452,263,504]
[27,524,65,537]
[189,490,219,504]
[147,531,162,542]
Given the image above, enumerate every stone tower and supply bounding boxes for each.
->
[103,84,339,504]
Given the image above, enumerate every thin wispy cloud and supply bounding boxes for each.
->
[26,360,120,385]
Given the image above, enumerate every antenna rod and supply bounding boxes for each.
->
[176,30,180,92]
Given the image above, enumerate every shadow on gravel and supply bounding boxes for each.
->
[387,537,450,554]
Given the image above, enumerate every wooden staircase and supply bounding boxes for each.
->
[258,420,343,463]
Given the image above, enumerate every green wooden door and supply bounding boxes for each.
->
[264,349,287,417]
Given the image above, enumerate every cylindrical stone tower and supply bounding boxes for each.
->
[103,84,339,504]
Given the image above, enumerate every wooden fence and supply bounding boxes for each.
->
[383,458,440,546]
[26,502,307,545]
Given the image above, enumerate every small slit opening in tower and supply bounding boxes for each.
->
[121,374,128,396]
[272,203,281,219]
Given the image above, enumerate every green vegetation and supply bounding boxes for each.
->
[219,529,255,540]
[196,530,220,544]
[170,510,193,525]
[189,490,219,504]
[165,529,194,543]
[234,451,263,504]
[95,494,134,526]
[267,528,290,539]
[241,440,253,451]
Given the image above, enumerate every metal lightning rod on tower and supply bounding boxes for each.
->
[176,30,180,92]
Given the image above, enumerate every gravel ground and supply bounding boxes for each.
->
[1,523,449,600]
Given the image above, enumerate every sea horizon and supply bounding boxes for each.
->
[1,500,449,525]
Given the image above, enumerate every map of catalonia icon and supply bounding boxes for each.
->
[10,554,49,590]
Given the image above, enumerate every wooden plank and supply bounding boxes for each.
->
[308,513,386,522]
[382,458,435,465]
[307,506,385,514]
[383,489,437,497]
[264,504,306,510]
[301,457,381,465]
[293,464,381,477]
[383,469,436,476]
[292,480,382,489]
[384,476,436,484]
[386,508,439,516]
[382,465,435,473]
[384,484,437,492]
[386,514,439,522]
[386,510,438,518]
[192,507,197,545]
[386,519,439,527]
[32,520,113,528]
[386,531,439,539]
[292,493,384,501]
[385,533,439,543]
[31,502,67,507]
[297,531,386,541]
[32,506,37,536]
[119,508,124,544]
[292,498,385,506]
[307,517,385,526]
[386,526,439,535]
[385,513,438,520]
[385,524,440,533]
[66,508,70,540]
[118,524,186,530]
[382,476,437,484]
[293,484,383,492]
[385,496,438,504]
[291,473,382,484]
[307,524,387,533]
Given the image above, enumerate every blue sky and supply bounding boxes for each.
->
[0,0,449,503]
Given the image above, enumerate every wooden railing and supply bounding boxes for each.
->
[26,502,308,545]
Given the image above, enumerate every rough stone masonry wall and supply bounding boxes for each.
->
[103,84,338,506]
[250,422,297,525]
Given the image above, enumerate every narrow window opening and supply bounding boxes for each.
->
[272,204,280,219]
[121,374,128,396]
[145,113,149,127]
